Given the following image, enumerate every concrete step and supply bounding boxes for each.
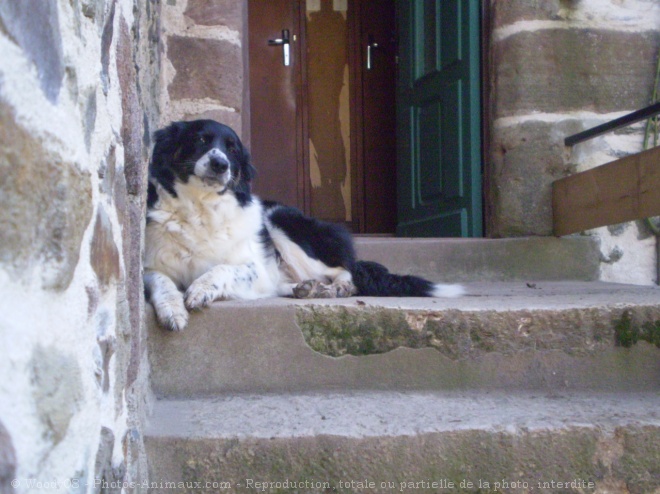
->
[353,236,600,282]
[148,282,660,397]
[145,391,660,493]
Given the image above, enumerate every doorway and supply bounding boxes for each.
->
[248,0,397,233]
[248,0,482,236]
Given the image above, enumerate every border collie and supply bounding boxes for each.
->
[144,120,463,331]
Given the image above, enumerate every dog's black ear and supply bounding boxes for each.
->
[152,121,188,166]
[232,142,256,206]
[239,145,257,183]
[150,121,189,197]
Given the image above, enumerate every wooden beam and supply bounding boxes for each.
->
[553,146,660,236]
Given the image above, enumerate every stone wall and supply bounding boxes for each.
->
[489,0,660,284]
[159,0,248,140]
[0,0,160,489]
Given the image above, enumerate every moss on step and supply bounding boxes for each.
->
[614,310,660,348]
[152,426,650,493]
[296,305,660,358]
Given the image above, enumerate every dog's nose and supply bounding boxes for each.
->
[209,157,229,174]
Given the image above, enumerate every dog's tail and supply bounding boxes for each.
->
[351,261,464,298]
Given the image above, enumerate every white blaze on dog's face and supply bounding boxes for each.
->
[194,147,232,188]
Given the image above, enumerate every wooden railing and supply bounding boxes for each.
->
[553,103,660,236]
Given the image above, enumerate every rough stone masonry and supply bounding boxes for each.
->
[488,0,660,285]
[0,0,160,489]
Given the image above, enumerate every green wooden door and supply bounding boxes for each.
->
[396,0,482,237]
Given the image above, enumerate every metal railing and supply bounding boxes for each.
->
[564,101,660,147]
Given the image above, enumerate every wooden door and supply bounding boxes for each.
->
[305,0,353,225]
[395,0,483,237]
[248,0,399,232]
[356,0,397,233]
[248,1,306,209]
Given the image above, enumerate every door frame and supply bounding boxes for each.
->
[480,0,492,237]
[295,1,310,212]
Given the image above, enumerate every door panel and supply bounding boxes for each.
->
[359,0,397,233]
[306,1,351,224]
[396,0,482,237]
[248,1,304,209]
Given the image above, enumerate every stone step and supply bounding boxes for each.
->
[148,281,660,398]
[353,236,600,282]
[145,391,660,493]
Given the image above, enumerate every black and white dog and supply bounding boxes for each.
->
[144,120,463,331]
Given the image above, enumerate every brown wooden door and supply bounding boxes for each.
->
[248,1,306,209]
[248,0,397,232]
[356,0,397,233]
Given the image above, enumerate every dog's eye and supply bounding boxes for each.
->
[226,138,239,153]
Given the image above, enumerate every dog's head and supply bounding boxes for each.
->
[149,120,255,204]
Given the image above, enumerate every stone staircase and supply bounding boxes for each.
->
[144,237,660,493]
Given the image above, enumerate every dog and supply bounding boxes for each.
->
[144,120,463,331]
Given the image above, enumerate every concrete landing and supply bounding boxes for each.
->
[148,282,660,397]
[146,392,660,493]
[354,236,600,282]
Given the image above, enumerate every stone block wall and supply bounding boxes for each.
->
[0,0,160,489]
[488,0,660,284]
[159,0,248,140]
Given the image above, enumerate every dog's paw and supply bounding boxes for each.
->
[185,277,221,310]
[293,280,323,299]
[293,280,348,299]
[153,297,189,332]
[292,280,312,298]
[334,280,357,298]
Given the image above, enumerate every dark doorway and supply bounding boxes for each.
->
[248,0,482,236]
[248,0,397,233]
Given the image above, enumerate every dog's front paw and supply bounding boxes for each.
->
[153,296,189,332]
[293,279,357,299]
[293,280,333,299]
[292,280,314,298]
[334,280,357,298]
[185,277,221,310]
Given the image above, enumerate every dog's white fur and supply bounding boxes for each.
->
[145,182,274,330]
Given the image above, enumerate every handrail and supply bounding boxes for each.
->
[564,102,660,147]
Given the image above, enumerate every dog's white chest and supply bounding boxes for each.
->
[145,185,263,287]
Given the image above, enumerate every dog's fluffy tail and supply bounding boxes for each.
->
[351,261,464,298]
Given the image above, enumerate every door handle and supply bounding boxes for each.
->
[268,29,291,66]
[366,34,379,70]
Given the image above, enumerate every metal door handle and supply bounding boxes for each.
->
[366,34,379,70]
[268,29,290,66]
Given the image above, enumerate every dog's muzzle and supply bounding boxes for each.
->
[196,149,231,186]
[209,155,229,175]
